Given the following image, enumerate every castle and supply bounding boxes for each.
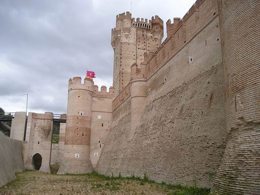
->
[7,0,260,194]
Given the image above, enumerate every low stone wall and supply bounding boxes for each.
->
[0,132,24,187]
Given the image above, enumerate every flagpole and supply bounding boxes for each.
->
[25,93,28,115]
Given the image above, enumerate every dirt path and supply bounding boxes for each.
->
[0,171,210,195]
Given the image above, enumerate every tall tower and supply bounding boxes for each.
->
[111,12,163,94]
[58,77,93,174]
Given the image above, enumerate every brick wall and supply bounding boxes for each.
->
[212,0,260,194]
[97,3,226,187]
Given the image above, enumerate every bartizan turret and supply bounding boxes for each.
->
[58,77,93,174]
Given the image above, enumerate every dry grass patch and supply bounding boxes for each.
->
[0,171,210,195]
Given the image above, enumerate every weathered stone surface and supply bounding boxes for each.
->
[212,0,260,194]
[0,132,24,187]
[10,112,26,141]
[23,112,53,172]
[112,13,163,95]
[97,64,227,188]
[7,0,259,193]
[97,3,227,187]
[96,0,259,192]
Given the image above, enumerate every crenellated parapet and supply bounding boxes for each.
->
[151,15,163,29]
[111,12,132,48]
[132,18,152,29]
[114,12,132,33]
[116,11,132,23]
[112,0,218,110]
[68,77,94,92]
[166,18,181,38]
[143,0,218,79]
[182,0,203,22]
[111,12,164,95]
[112,83,131,111]
[68,76,114,99]
[93,85,115,98]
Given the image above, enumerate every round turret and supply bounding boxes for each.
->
[59,76,94,174]
[67,77,93,116]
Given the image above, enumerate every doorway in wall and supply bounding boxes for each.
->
[32,153,42,170]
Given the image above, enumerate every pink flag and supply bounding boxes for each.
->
[86,71,96,79]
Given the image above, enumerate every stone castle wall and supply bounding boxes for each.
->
[8,0,258,193]
[10,112,26,141]
[96,98,131,173]
[23,112,53,172]
[212,0,260,194]
[0,132,24,187]
[97,0,227,188]
[58,77,115,173]
[96,0,260,192]
[90,94,113,167]
[13,78,115,174]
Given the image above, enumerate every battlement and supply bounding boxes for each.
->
[132,18,152,29]
[93,85,115,98]
[166,18,181,38]
[115,11,132,30]
[182,0,205,22]
[112,0,218,101]
[151,15,164,28]
[116,11,132,21]
[68,77,115,98]
[68,76,94,91]
[143,0,218,78]
[112,83,131,111]
[131,15,163,30]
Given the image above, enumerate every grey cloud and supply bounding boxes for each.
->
[0,80,29,96]
[0,0,195,113]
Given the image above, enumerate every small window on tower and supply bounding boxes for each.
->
[78,111,84,116]
[102,123,104,127]
[189,56,193,64]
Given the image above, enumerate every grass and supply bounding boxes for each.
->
[0,171,210,195]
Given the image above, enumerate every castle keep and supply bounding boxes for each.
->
[7,0,260,194]
[112,12,163,94]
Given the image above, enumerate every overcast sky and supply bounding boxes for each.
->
[0,0,195,114]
